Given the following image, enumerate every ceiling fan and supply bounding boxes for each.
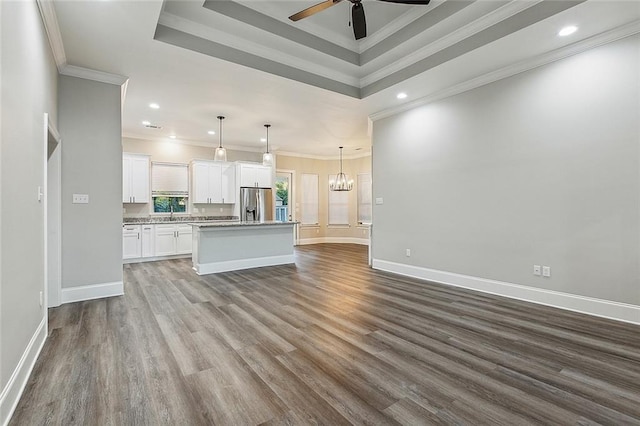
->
[288,0,431,41]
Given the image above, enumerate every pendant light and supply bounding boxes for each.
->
[262,124,274,167]
[330,146,353,191]
[214,115,227,162]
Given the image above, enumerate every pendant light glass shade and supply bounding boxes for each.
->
[330,146,353,191]
[262,124,274,166]
[214,115,227,162]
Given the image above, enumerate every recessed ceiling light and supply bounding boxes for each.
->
[260,138,267,142]
[397,92,407,99]
[149,103,160,109]
[142,120,151,126]
[169,135,176,139]
[558,26,577,37]
[207,130,216,135]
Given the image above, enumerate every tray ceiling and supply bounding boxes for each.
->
[50,0,640,156]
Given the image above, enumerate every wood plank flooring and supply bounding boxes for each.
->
[10,244,640,425]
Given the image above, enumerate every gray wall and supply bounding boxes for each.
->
[372,34,640,305]
[59,76,123,288]
[1,0,58,397]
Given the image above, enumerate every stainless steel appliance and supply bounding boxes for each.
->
[240,187,273,222]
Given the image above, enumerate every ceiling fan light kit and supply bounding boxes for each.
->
[288,0,430,40]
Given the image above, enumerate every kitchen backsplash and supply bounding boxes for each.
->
[123,203,236,218]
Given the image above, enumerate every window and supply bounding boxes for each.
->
[357,173,372,224]
[301,173,318,224]
[151,162,189,213]
[328,177,349,225]
[328,190,349,225]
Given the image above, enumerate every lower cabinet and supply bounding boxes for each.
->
[141,225,155,258]
[123,223,192,261]
[123,225,141,259]
[154,224,192,256]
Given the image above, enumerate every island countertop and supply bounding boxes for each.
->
[190,221,297,228]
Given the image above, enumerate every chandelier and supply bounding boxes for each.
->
[329,146,353,191]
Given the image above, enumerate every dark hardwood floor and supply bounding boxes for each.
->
[10,244,640,425]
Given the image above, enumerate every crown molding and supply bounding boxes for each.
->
[36,0,66,70]
[358,0,443,53]
[122,134,266,153]
[360,0,542,87]
[276,150,371,161]
[159,11,360,87]
[60,64,129,86]
[369,19,640,122]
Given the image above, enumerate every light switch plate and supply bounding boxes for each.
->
[533,265,541,276]
[73,194,89,204]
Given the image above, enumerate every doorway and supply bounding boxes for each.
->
[46,115,62,308]
[275,170,296,244]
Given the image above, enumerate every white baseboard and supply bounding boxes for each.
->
[61,281,124,304]
[123,254,190,264]
[297,237,369,246]
[194,254,295,275]
[0,317,47,426]
[372,259,640,325]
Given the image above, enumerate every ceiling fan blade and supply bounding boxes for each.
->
[376,0,431,4]
[352,2,367,40]
[289,0,343,21]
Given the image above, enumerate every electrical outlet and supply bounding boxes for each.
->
[72,194,89,204]
[542,266,551,277]
[406,248,411,257]
[533,265,541,276]
[375,197,384,205]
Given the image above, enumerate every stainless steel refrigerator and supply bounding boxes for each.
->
[240,187,273,222]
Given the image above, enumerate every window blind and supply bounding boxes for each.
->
[357,173,372,224]
[151,162,189,196]
[328,177,349,225]
[301,174,319,224]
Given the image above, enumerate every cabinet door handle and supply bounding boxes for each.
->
[138,233,140,240]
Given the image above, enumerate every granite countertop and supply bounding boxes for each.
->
[123,216,238,225]
[191,220,298,228]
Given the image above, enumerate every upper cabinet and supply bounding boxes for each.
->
[123,153,150,203]
[191,161,236,204]
[239,163,272,188]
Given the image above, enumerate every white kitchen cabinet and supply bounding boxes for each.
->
[191,161,236,204]
[123,153,150,203]
[141,225,155,258]
[176,224,193,254]
[154,223,192,256]
[122,225,141,259]
[239,163,272,188]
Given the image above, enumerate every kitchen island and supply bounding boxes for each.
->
[191,221,296,274]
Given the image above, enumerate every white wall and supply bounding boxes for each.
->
[372,35,640,313]
[0,0,58,422]
[59,75,123,291]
